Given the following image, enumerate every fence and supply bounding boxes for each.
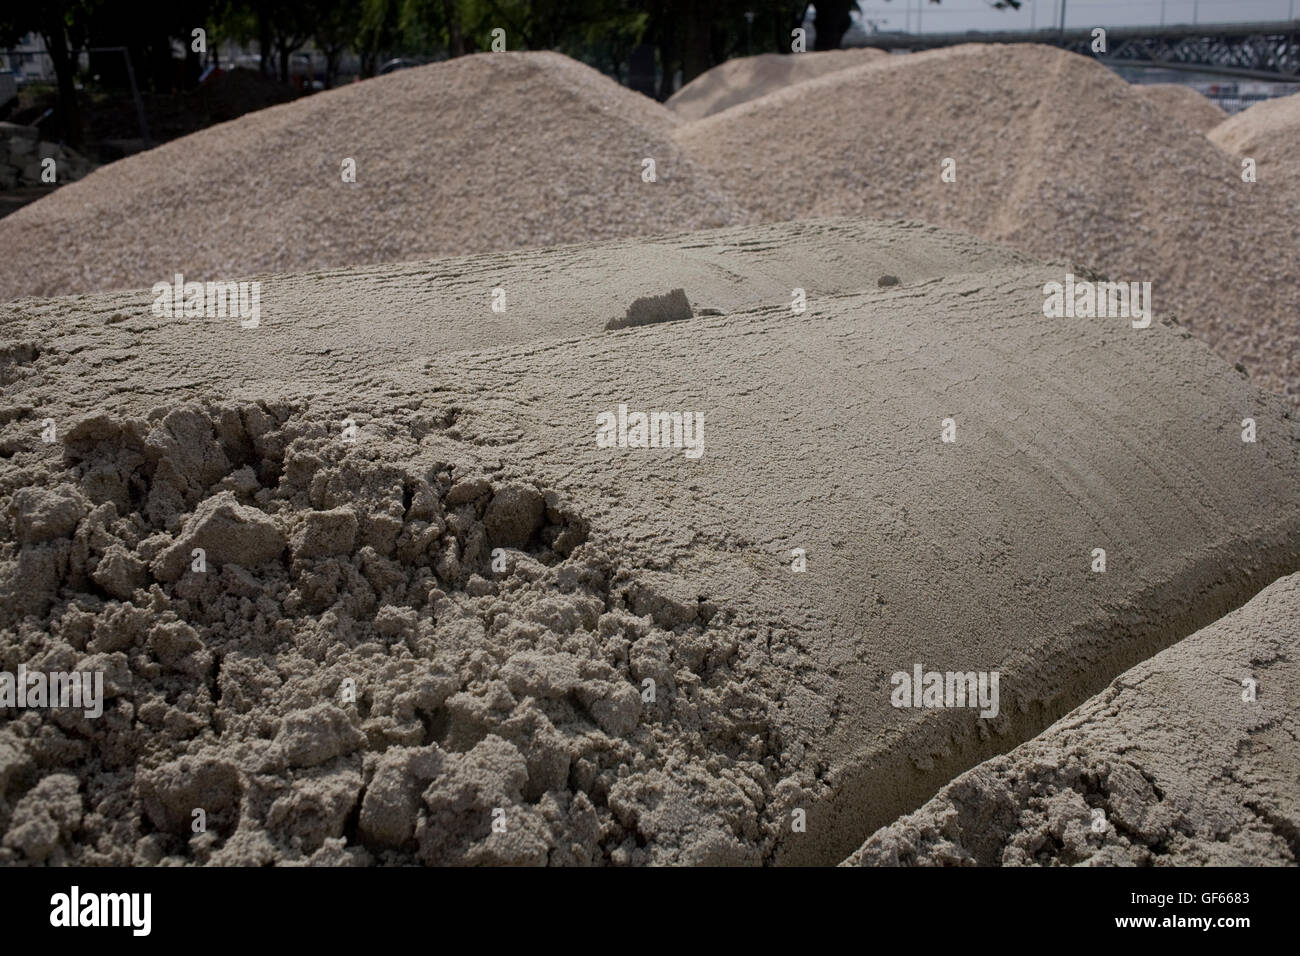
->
[1206,91,1285,112]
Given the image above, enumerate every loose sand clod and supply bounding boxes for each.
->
[845,571,1300,866]
[2,220,1297,865]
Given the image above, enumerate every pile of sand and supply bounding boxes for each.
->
[0,51,746,301]
[846,571,1300,866]
[665,49,883,121]
[675,44,1300,402]
[1134,83,1226,133]
[3,220,1298,865]
[1209,89,1300,184]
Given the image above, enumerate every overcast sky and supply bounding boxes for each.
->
[850,0,1300,33]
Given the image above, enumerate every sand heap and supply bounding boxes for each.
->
[0,51,745,301]
[675,44,1300,402]
[846,571,1300,866]
[665,49,883,121]
[1209,89,1300,184]
[1134,83,1226,133]
[3,220,1298,865]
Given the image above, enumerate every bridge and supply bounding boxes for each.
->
[847,20,1300,81]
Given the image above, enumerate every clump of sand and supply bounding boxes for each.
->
[845,571,1300,866]
[1134,83,1226,133]
[674,44,1300,402]
[665,49,883,121]
[1209,89,1300,184]
[0,401,780,865]
[0,51,746,301]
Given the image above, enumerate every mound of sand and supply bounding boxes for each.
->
[0,51,745,302]
[1209,90,1300,183]
[3,220,1298,865]
[845,571,1300,866]
[675,44,1300,403]
[665,49,883,121]
[1134,83,1226,133]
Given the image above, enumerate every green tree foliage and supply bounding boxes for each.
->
[3,0,1018,145]
[1,0,98,147]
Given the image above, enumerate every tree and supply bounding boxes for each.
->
[356,0,401,76]
[0,1,95,148]
[813,0,855,51]
[313,0,355,87]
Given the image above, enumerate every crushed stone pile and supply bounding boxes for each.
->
[0,122,96,191]
[675,44,1300,403]
[1209,89,1300,185]
[665,49,883,121]
[0,51,746,302]
[844,572,1300,866]
[2,220,1298,865]
[1134,83,1226,133]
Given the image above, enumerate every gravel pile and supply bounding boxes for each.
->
[675,44,1300,402]
[1209,89,1300,184]
[665,49,883,121]
[0,51,746,301]
[0,123,96,190]
[1134,83,1226,133]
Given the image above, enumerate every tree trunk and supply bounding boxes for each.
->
[814,0,854,51]
[41,24,84,149]
[259,11,273,76]
[682,4,711,84]
[442,0,466,57]
[656,40,675,100]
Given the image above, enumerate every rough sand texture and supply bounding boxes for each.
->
[1134,84,1227,133]
[2,220,1299,866]
[1209,90,1300,184]
[0,51,746,302]
[675,44,1300,402]
[845,572,1300,866]
[665,49,883,121]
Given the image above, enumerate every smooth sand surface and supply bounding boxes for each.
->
[676,44,1300,402]
[3,219,1298,864]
